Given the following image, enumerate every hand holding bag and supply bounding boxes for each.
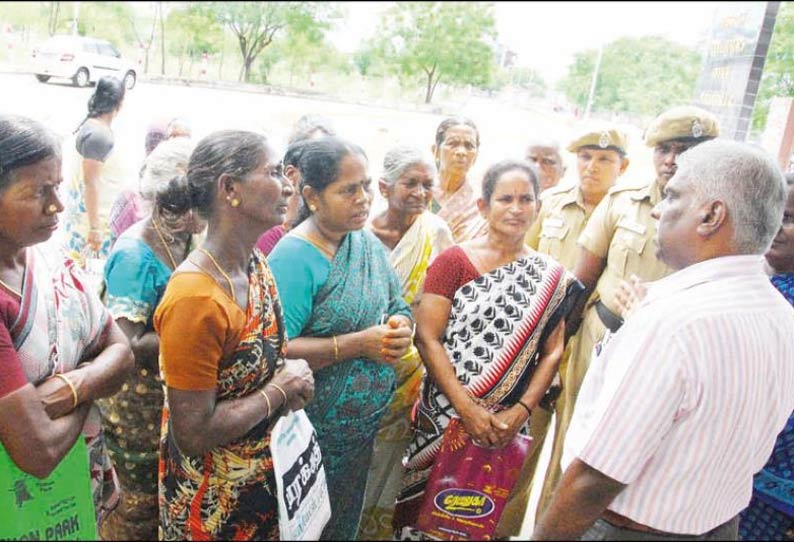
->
[415,417,533,540]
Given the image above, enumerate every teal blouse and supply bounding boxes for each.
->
[267,234,331,339]
[104,235,173,327]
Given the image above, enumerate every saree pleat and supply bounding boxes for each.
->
[358,213,452,540]
[301,230,411,540]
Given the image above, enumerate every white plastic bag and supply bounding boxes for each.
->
[270,409,331,541]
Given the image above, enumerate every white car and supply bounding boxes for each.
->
[31,35,137,89]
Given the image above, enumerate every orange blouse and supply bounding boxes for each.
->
[154,272,246,391]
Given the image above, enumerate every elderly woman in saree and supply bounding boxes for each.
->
[430,116,488,242]
[358,145,453,540]
[268,136,414,540]
[393,159,583,539]
[0,115,133,527]
[99,137,205,541]
[154,130,315,540]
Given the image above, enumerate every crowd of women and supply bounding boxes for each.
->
[1,75,793,541]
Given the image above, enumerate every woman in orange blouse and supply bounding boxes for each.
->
[154,130,315,540]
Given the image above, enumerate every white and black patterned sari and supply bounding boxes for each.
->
[393,252,582,534]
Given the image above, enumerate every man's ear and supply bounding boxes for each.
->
[697,200,727,237]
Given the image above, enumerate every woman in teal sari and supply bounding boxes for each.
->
[269,137,414,540]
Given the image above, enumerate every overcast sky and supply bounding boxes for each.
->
[327,1,720,84]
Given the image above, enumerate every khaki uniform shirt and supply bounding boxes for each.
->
[526,184,591,271]
[578,178,674,314]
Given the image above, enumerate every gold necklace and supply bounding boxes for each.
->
[198,248,236,304]
[294,231,336,260]
[151,217,178,270]
[0,276,21,298]
[305,220,339,259]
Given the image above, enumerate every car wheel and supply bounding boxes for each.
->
[35,74,51,83]
[123,70,136,90]
[73,68,89,87]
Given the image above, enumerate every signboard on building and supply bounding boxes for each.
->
[693,2,780,141]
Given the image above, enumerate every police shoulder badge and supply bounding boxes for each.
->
[691,119,704,138]
[598,131,610,148]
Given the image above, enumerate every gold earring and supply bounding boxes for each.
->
[230,198,240,208]
[47,204,58,214]
[309,204,317,212]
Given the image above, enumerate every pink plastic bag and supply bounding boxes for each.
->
[415,417,533,540]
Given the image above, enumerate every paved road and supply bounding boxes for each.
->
[1,72,653,255]
[1,72,651,187]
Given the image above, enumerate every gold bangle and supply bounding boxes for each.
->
[267,383,289,407]
[332,335,340,362]
[53,373,78,409]
[259,388,272,419]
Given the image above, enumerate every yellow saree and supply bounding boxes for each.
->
[358,212,453,540]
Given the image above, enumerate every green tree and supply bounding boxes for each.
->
[166,2,223,76]
[205,2,331,83]
[375,2,497,104]
[352,47,374,77]
[559,36,702,117]
[77,2,138,46]
[751,1,794,134]
[352,38,390,78]
[45,1,61,36]
[256,3,339,85]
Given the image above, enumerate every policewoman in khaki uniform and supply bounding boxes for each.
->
[536,106,720,513]
[526,127,630,269]
[501,127,628,536]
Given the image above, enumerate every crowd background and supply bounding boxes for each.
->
[4,73,665,260]
[1,70,792,535]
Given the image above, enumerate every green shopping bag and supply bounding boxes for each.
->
[0,437,98,540]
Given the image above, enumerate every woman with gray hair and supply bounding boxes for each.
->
[359,145,453,540]
[98,137,206,540]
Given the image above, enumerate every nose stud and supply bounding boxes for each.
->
[47,204,58,214]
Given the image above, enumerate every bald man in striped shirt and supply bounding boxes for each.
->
[532,140,794,541]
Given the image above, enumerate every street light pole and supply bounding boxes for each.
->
[584,44,604,120]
